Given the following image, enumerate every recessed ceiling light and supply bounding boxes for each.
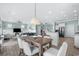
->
[64,15,66,17]
[73,10,77,12]
[48,10,52,14]
[56,17,58,19]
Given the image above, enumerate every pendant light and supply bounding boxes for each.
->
[31,3,41,25]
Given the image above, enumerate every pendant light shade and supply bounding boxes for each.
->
[31,17,41,25]
[31,3,41,25]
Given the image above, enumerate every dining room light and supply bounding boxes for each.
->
[31,3,41,25]
[31,17,41,25]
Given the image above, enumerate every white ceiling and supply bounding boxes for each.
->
[0,3,79,23]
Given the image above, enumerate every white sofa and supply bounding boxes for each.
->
[74,34,79,48]
[46,32,59,47]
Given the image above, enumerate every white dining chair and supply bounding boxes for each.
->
[16,35,23,55]
[74,34,79,48]
[0,35,4,45]
[22,40,39,56]
[43,42,68,56]
[0,35,4,52]
[46,32,59,47]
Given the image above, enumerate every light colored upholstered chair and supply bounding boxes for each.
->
[43,36,50,49]
[16,35,23,55]
[22,41,39,56]
[0,35,4,52]
[43,42,68,56]
[74,34,79,48]
[46,32,59,47]
[0,35,4,45]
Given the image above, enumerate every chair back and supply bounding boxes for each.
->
[22,41,31,55]
[16,35,23,49]
[0,35,4,45]
[57,42,68,56]
[47,32,59,46]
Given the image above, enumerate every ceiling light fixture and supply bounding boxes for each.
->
[48,10,52,14]
[73,10,77,13]
[31,3,41,25]
[31,2,41,35]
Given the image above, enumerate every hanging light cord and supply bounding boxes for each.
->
[34,2,36,17]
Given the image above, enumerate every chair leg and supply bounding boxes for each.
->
[0,45,1,53]
[19,49,24,56]
[19,50,21,56]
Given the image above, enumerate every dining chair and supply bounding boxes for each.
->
[22,40,39,56]
[46,32,59,47]
[74,34,79,48]
[16,35,23,55]
[0,35,4,52]
[43,42,68,56]
[43,36,50,48]
[0,35,4,44]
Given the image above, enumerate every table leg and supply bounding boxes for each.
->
[39,45,43,56]
[49,41,52,48]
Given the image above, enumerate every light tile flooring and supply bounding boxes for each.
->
[0,37,79,56]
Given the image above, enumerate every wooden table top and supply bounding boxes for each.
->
[32,37,51,45]
[21,36,51,46]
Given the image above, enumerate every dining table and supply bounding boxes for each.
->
[21,35,52,56]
